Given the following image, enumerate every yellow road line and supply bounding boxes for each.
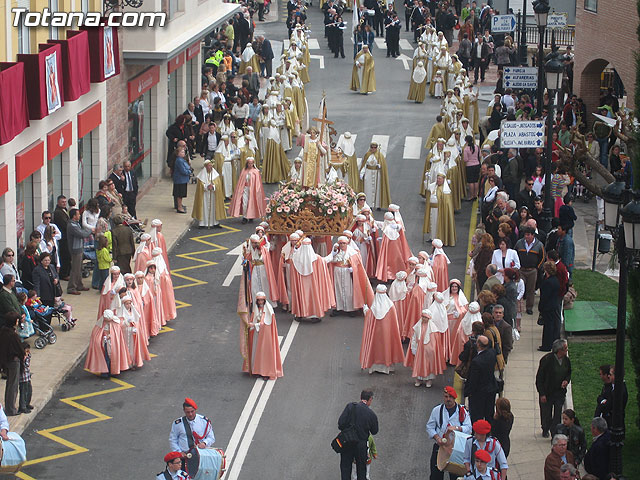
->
[463,199,479,301]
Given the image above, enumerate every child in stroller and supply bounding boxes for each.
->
[121,206,148,243]
[26,290,76,332]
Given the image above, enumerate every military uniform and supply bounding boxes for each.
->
[169,414,215,452]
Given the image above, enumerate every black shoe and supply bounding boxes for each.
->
[198,225,206,229]
[341,55,345,58]
[248,219,254,223]
[18,408,30,414]
[542,430,550,438]
[27,404,34,409]
[386,54,390,57]
[348,311,356,317]
[212,224,223,229]
[334,54,339,58]
[241,218,248,224]
[6,411,19,416]
[330,310,338,317]
[526,309,533,315]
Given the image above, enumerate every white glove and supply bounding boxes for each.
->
[360,171,365,180]
[453,310,460,319]
[363,304,370,314]
[348,267,353,273]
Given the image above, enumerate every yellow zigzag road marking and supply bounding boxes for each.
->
[16,377,134,479]
[18,222,240,479]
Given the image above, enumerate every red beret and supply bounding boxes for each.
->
[475,449,491,463]
[184,397,198,409]
[444,386,457,399]
[473,419,492,435]
[164,451,182,463]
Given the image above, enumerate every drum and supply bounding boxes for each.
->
[0,432,27,475]
[185,448,226,480]
[436,430,470,477]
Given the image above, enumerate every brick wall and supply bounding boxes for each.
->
[105,28,146,173]
[574,0,638,113]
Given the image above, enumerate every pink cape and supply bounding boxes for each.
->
[269,235,285,281]
[289,256,335,318]
[150,232,170,270]
[353,225,378,277]
[247,244,280,302]
[122,313,151,368]
[159,270,177,321]
[276,255,291,306]
[401,284,426,339]
[251,310,283,379]
[432,255,449,292]
[326,253,374,310]
[134,249,152,274]
[450,321,469,366]
[359,305,405,369]
[84,320,131,375]
[97,292,115,320]
[229,168,267,219]
[392,296,409,334]
[128,287,149,346]
[144,275,165,335]
[404,325,448,378]
[375,236,408,282]
[447,294,468,354]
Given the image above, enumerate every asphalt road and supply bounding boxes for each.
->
[20,6,480,479]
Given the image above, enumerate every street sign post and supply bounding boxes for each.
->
[503,66,538,89]
[500,121,545,148]
[491,14,516,33]
[548,12,568,29]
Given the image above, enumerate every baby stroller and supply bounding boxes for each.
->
[30,302,76,333]
[25,307,57,349]
[122,217,147,244]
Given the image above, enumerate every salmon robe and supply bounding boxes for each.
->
[154,255,177,322]
[84,313,131,375]
[97,273,126,320]
[404,319,447,379]
[229,167,267,220]
[150,230,170,270]
[375,223,409,282]
[249,302,283,379]
[117,304,151,368]
[402,281,427,339]
[360,302,404,370]
[289,256,335,319]
[144,273,165,335]
[325,249,374,311]
[127,286,149,346]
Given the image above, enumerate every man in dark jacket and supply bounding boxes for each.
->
[0,312,25,415]
[535,339,571,437]
[464,335,498,422]
[108,163,126,195]
[492,304,513,363]
[111,215,136,274]
[583,417,610,480]
[516,178,536,212]
[257,35,274,78]
[67,208,93,294]
[53,195,71,280]
[121,160,139,219]
[242,66,260,96]
[471,35,490,83]
[338,390,378,480]
[594,364,628,428]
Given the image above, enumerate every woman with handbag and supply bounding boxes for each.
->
[32,252,61,307]
[454,320,484,400]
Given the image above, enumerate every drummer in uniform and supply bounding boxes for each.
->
[462,420,508,479]
[157,451,191,480]
[169,398,216,454]
[426,386,472,480]
[462,449,502,480]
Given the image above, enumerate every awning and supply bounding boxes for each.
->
[123,3,241,64]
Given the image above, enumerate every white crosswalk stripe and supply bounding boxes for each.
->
[399,39,413,51]
[403,136,423,159]
[371,134,389,157]
[308,38,321,50]
[374,37,386,50]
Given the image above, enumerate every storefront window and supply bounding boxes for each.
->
[168,72,178,124]
[16,176,35,250]
[128,89,152,180]
[78,132,94,208]
[47,154,63,211]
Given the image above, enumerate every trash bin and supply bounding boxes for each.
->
[598,233,612,254]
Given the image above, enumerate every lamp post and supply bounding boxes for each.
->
[533,0,549,114]
[518,2,528,65]
[540,52,564,234]
[600,181,640,475]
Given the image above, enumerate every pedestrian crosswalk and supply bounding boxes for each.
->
[402,136,422,159]
[284,36,414,50]
[334,133,424,163]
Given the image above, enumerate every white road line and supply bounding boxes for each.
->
[224,320,300,480]
[222,243,244,287]
[371,134,389,157]
[403,136,422,159]
[283,39,290,50]
[310,54,325,69]
[399,39,413,50]
[308,38,320,50]
[396,53,411,70]
[374,38,386,50]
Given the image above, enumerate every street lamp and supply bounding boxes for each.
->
[540,52,564,233]
[600,182,640,475]
[533,0,549,115]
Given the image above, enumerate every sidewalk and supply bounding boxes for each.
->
[4,157,205,435]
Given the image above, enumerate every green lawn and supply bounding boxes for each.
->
[569,269,638,477]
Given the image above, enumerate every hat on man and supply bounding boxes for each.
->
[444,386,457,399]
[184,397,198,409]
[164,451,182,463]
[473,419,492,435]
[475,449,491,463]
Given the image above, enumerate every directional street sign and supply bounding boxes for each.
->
[491,14,516,33]
[548,13,568,29]
[503,66,538,89]
[500,121,545,148]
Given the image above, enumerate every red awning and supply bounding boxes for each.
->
[0,164,8,197]
[168,51,185,74]
[186,41,201,61]
[78,101,102,138]
[18,43,65,120]
[128,66,160,103]
[15,141,45,184]
[81,25,120,82]
[49,30,91,101]
[0,62,30,145]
